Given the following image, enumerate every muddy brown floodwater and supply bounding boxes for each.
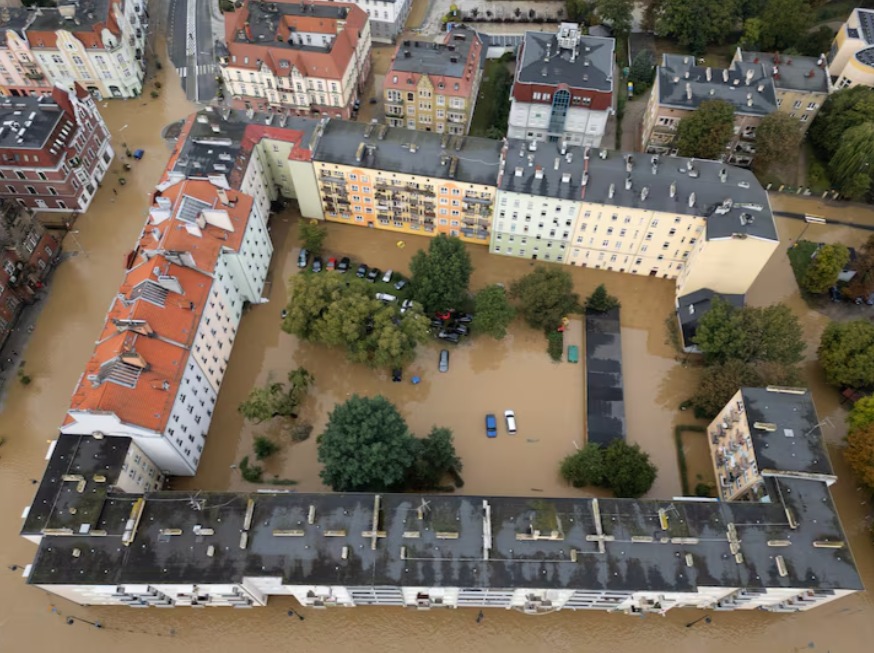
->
[1,37,874,647]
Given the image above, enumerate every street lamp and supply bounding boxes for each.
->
[65,615,103,629]
[685,615,712,628]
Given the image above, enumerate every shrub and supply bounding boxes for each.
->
[547,331,563,361]
[239,456,264,483]
[253,436,280,460]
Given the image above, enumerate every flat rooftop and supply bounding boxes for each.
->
[391,30,480,79]
[0,95,67,151]
[27,486,862,593]
[737,51,829,94]
[585,308,626,446]
[232,0,351,51]
[313,119,503,187]
[741,388,835,477]
[517,27,614,92]
[657,54,778,115]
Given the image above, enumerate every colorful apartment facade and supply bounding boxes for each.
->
[0,83,113,213]
[0,8,51,98]
[383,28,484,135]
[219,0,372,118]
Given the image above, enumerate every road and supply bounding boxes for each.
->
[167,0,218,103]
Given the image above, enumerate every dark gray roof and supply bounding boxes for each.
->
[0,94,68,151]
[27,485,862,593]
[21,435,135,537]
[657,54,777,116]
[859,8,874,44]
[507,142,776,242]
[740,388,835,478]
[585,308,625,446]
[517,29,614,92]
[27,0,110,33]
[676,289,744,349]
[737,51,829,94]
[391,30,481,78]
[313,120,503,186]
[234,1,350,51]
[0,7,32,46]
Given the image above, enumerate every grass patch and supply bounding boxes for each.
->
[674,424,706,496]
[787,240,818,294]
[469,60,512,138]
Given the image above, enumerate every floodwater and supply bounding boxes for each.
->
[1,38,874,651]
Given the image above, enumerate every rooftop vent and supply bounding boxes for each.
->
[640,187,649,201]
[514,167,523,177]
[624,176,632,191]
[705,67,712,81]
[723,69,729,83]
[685,83,692,101]
[688,192,696,208]
[670,181,677,198]
[562,172,572,184]
[599,149,607,160]
[534,166,544,180]
[608,183,615,199]
[719,168,727,183]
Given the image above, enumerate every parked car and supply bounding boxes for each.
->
[504,410,517,434]
[456,313,474,324]
[453,324,469,336]
[438,330,460,344]
[326,257,337,271]
[366,267,381,283]
[297,248,309,268]
[311,256,323,273]
[356,263,368,278]
[438,349,449,372]
[400,299,414,314]
[382,269,393,283]
[394,279,408,291]
[375,292,397,302]
[430,318,444,329]
[485,414,497,438]
[338,256,350,272]
[435,309,452,321]
[391,368,402,383]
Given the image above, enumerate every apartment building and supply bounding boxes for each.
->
[707,387,837,502]
[347,0,410,44]
[507,23,614,147]
[21,433,164,544]
[24,0,148,100]
[219,0,372,118]
[0,7,51,98]
[828,7,874,89]
[490,142,778,291]
[0,199,60,348]
[732,49,831,127]
[643,54,778,166]
[312,120,502,243]
[383,28,484,135]
[61,179,272,476]
[0,83,113,213]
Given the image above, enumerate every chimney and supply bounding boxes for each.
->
[514,167,523,177]
[670,181,677,198]
[746,69,755,85]
[599,149,608,160]
[747,97,753,107]
[608,183,615,199]
[705,67,712,81]
[624,176,632,191]
[581,172,588,186]
[722,69,729,83]
[688,192,696,208]
[719,168,727,183]
[757,84,764,92]
[535,166,544,180]
[584,147,590,160]
[641,187,649,201]
[554,157,560,170]
[685,83,692,101]
[560,141,567,155]
[561,172,572,184]
[625,155,633,173]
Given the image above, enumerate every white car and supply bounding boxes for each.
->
[504,410,517,434]
[400,298,414,314]
[375,292,397,302]
[382,269,393,283]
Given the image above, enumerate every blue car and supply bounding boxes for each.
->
[485,414,497,438]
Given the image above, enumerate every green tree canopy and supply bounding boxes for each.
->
[597,0,634,36]
[693,298,805,366]
[739,17,764,49]
[473,284,517,339]
[510,266,580,333]
[408,427,463,489]
[809,86,874,160]
[828,122,874,201]
[299,220,327,256]
[628,49,656,91]
[844,234,874,301]
[238,368,314,423]
[693,359,801,418]
[818,320,874,389]
[655,0,739,54]
[560,444,606,487]
[799,25,837,58]
[317,395,418,491]
[584,283,620,313]
[802,244,850,294]
[754,112,803,173]
[253,436,280,460]
[676,100,735,159]
[849,396,874,432]
[410,235,473,314]
[845,423,874,489]
[758,0,813,51]
[602,441,658,498]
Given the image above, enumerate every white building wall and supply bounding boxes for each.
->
[220,206,273,304]
[489,190,582,263]
[117,441,164,493]
[163,357,216,474]
[508,101,609,146]
[240,147,275,218]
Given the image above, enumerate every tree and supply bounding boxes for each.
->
[510,266,580,333]
[802,244,850,294]
[238,368,314,423]
[809,86,874,160]
[692,359,800,418]
[317,395,417,491]
[254,436,280,460]
[560,444,606,487]
[473,284,516,339]
[754,112,803,173]
[818,320,874,389]
[584,284,620,313]
[602,441,658,498]
[654,0,739,54]
[410,235,473,314]
[844,235,874,301]
[299,220,327,256]
[758,0,813,51]
[845,424,874,489]
[849,396,874,432]
[628,50,656,91]
[828,122,874,200]
[597,0,634,36]
[409,427,463,489]
[693,298,805,366]
[565,0,597,24]
[676,100,735,159]
[739,17,764,49]
[800,25,836,58]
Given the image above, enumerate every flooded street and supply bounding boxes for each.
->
[1,25,874,650]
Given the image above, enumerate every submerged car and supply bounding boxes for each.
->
[438,349,449,372]
[366,267,381,283]
[338,256,350,272]
[356,263,368,278]
[504,410,517,434]
[485,414,497,438]
[311,257,323,273]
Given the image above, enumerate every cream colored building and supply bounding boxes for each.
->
[312,120,502,244]
[828,7,874,89]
